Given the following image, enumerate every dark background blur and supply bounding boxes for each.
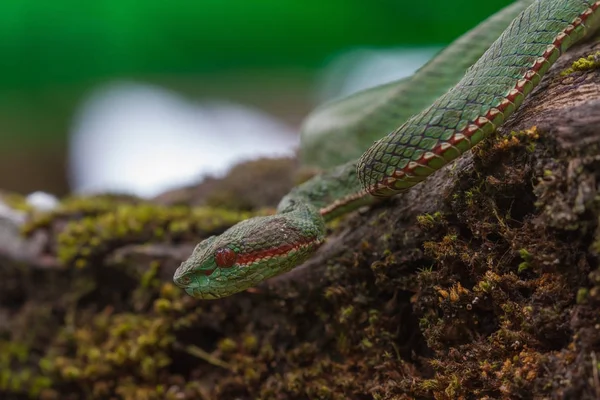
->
[0,0,513,197]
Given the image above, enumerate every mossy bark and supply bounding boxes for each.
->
[1,41,600,400]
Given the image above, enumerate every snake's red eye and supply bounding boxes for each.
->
[214,248,237,268]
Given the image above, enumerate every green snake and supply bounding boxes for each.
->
[174,0,600,299]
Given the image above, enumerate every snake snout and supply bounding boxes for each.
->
[173,264,192,288]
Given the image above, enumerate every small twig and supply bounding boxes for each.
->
[175,341,232,370]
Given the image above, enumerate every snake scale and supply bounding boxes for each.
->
[174,0,600,299]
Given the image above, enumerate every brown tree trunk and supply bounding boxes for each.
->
[1,40,600,400]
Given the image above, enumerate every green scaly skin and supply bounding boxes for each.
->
[174,0,600,299]
[300,0,535,169]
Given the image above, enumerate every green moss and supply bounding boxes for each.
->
[42,312,174,382]
[2,272,206,399]
[517,262,530,273]
[576,288,589,304]
[416,211,445,229]
[561,51,600,76]
[518,248,532,261]
[0,340,51,397]
[1,192,33,212]
[23,195,252,268]
[22,195,134,233]
[218,338,238,353]
[518,249,532,273]
[338,306,354,323]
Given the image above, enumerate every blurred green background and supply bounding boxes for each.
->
[0,0,512,196]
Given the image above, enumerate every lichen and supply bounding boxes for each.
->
[561,51,600,76]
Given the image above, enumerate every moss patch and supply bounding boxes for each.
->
[23,195,252,268]
[561,51,600,76]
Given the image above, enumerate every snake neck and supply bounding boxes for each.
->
[279,161,380,222]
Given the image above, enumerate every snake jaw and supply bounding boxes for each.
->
[172,215,286,299]
[173,234,220,293]
[174,212,324,299]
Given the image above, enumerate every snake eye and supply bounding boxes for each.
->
[214,248,237,268]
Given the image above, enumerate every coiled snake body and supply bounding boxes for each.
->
[174,0,600,299]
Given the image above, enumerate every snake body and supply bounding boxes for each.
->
[300,0,535,169]
[174,0,600,299]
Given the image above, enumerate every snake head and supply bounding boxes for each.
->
[173,214,322,299]
[173,233,239,299]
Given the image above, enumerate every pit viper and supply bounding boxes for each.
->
[174,0,600,299]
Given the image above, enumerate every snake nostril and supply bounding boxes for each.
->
[174,274,191,286]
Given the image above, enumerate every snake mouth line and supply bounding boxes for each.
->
[365,1,600,197]
[235,238,322,267]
